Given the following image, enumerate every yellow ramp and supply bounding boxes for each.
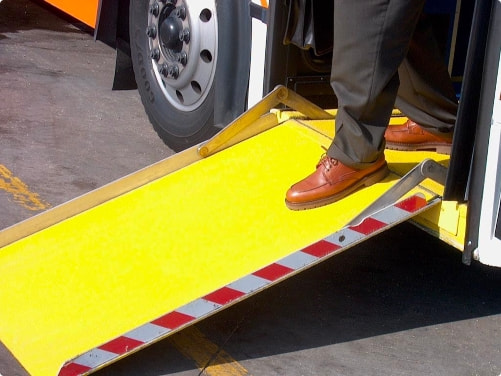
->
[0,118,442,376]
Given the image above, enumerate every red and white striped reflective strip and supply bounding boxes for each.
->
[59,193,437,376]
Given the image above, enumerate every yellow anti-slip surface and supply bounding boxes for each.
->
[0,120,443,376]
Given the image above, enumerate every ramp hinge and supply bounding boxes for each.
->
[347,159,448,226]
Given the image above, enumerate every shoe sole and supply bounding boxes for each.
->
[285,163,390,211]
[385,142,451,155]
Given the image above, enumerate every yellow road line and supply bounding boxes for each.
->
[169,326,249,376]
[0,164,50,211]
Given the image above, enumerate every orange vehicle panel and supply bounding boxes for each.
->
[44,0,100,28]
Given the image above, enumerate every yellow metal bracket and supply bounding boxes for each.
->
[438,200,461,235]
[198,85,334,157]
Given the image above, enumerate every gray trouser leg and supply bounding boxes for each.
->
[327,0,428,168]
[395,14,458,140]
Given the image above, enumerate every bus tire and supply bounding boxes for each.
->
[129,0,221,151]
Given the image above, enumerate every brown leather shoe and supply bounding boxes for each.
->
[385,120,452,154]
[285,154,389,210]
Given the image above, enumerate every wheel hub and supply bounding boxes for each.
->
[147,0,218,111]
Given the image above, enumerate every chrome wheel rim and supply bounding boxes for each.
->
[147,0,217,111]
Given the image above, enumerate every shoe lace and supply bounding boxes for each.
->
[317,147,338,172]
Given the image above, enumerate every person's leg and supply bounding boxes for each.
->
[327,0,426,169]
[286,0,426,210]
[395,13,458,135]
[383,12,458,154]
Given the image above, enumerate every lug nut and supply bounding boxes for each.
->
[146,25,157,38]
[149,2,159,16]
[175,6,186,20]
[179,28,190,43]
[169,65,179,79]
[159,63,169,77]
[177,51,187,65]
[150,48,160,61]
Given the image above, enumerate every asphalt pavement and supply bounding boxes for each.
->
[1,1,500,375]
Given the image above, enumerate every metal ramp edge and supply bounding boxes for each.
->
[58,193,440,376]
